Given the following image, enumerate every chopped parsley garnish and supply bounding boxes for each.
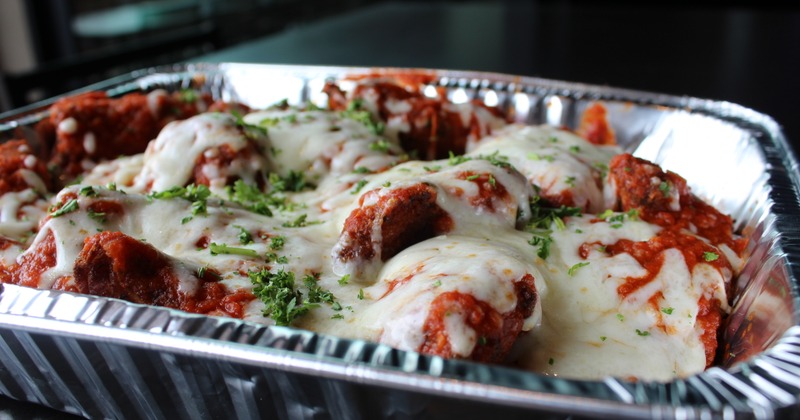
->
[528,234,553,260]
[234,225,253,244]
[448,151,472,166]
[353,166,372,174]
[178,89,198,104]
[357,289,365,300]
[270,235,286,250]
[528,153,555,162]
[106,182,117,191]
[209,242,259,257]
[303,274,336,305]
[79,186,98,197]
[548,357,555,366]
[342,100,385,135]
[50,199,79,217]
[478,151,512,169]
[703,252,719,262]
[600,336,607,341]
[331,314,344,320]
[594,162,609,178]
[616,313,625,322]
[568,261,590,276]
[423,165,442,172]
[150,184,211,218]
[227,180,278,216]
[368,139,391,152]
[636,329,651,337]
[269,171,308,193]
[488,174,496,187]
[661,307,674,315]
[382,181,392,188]
[433,279,442,288]
[569,145,581,153]
[87,210,106,223]
[350,179,369,195]
[524,198,582,260]
[466,174,480,181]
[597,209,614,220]
[564,176,576,187]
[250,269,317,326]
[338,274,350,286]
[659,181,671,196]
[281,214,312,227]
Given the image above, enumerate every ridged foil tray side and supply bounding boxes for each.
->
[0,63,799,418]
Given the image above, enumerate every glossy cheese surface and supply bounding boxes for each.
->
[0,90,742,381]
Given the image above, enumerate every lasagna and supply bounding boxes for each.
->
[0,74,746,381]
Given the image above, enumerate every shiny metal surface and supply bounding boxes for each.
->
[0,63,798,418]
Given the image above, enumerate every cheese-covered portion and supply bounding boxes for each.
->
[520,213,730,381]
[469,124,619,213]
[243,109,405,182]
[357,235,543,362]
[0,81,746,382]
[134,113,271,193]
[330,158,535,281]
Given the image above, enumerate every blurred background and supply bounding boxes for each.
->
[0,0,381,108]
[0,0,797,155]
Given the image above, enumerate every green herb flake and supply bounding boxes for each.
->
[636,329,651,337]
[331,314,344,320]
[338,274,350,286]
[351,179,369,195]
[249,269,317,326]
[659,181,670,196]
[235,225,253,245]
[528,153,555,162]
[87,210,106,223]
[703,252,719,262]
[569,145,581,153]
[568,261,590,276]
[357,289,365,300]
[79,186,98,197]
[548,357,555,366]
[597,209,614,220]
[478,336,488,346]
[270,235,286,250]
[662,307,674,315]
[50,199,79,217]
[209,242,259,257]
[466,174,480,181]
[368,139,390,152]
[353,166,372,174]
[600,336,607,341]
[616,313,625,322]
[564,176,576,187]
[448,151,472,166]
[282,214,309,228]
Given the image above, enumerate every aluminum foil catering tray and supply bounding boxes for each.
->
[0,63,799,419]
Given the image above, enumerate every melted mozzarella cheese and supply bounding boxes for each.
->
[134,113,270,193]
[469,125,620,213]
[518,215,729,381]
[1,105,738,382]
[243,110,403,182]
